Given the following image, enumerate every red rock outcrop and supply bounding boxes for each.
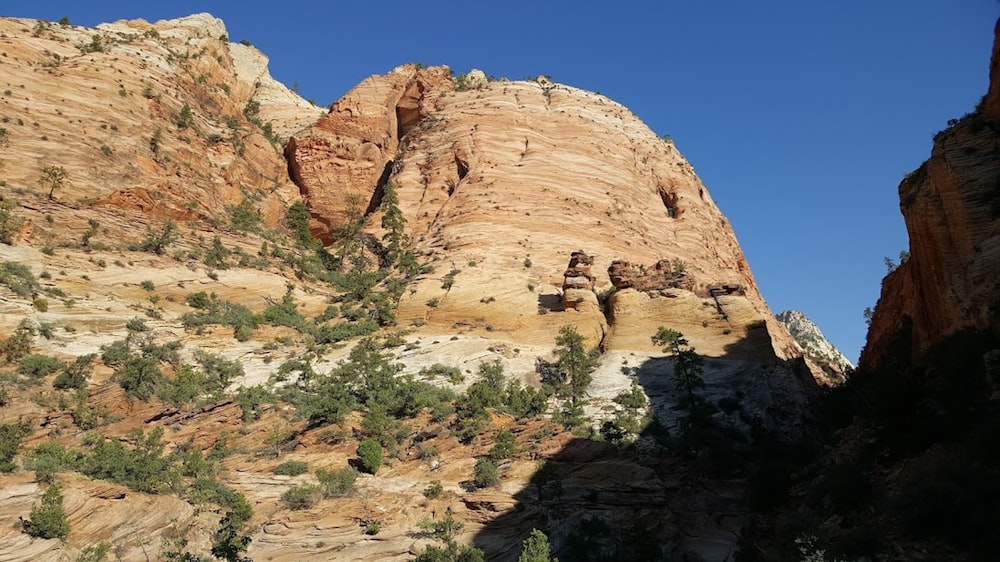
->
[860,19,1000,370]
[285,64,452,242]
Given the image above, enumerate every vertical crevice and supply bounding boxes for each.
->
[364,160,395,216]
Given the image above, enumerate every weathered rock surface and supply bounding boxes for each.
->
[0,13,307,230]
[289,66,804,368]
[284,64,452,242]
[860,20,1000,370]
[776,309,852,383]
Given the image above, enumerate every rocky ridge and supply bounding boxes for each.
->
[776,309,852,383]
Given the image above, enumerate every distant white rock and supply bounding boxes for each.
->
[776,310,853,381]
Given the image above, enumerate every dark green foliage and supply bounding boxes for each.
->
[210,511,253,562]
[0,419,31,472]
[80,427,178,493]
[316,466,357,497]
[132,221,177,255]
[312,320,379,344]
[175,103,193,129]
[24,483,70,539]
[652,327,705,414]
[380,182,409,263]
[518,529,557,562]
[181,293,258,341]
[273,460,308,476]
[357,439,382,474]
[227,198,261,233]
[0,261,39,297]
[53,354,94,391]
[554,325,598,407]
[418,363,464,384]
[203,236,231,269]
[423,479,444,499]
[261,290,307,330]
[125,317,150,332]
[489,430,517,461]
[415,508,484,561]
[18,353,63,380]
[188,478,252,519]
[281,484,319,510]
[236,385,271,422]
[23,442,81,482]
[473,457,499,488]
[285,201,314,247]
[2,319,35,363]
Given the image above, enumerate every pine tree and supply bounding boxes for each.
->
[651,327,705,415]
[554,326,598,408]
[25,483,70,539]
[518,528,558,562]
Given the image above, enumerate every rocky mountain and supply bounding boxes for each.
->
[0,13,821,562]
[776,309,852,383]
[860,18,1000,371]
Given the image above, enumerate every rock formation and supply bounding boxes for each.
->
[287,65,805,367]
[0,12,826,562]
[776,309,852,383]
[561,250,595,309]
[860,19,1000,371]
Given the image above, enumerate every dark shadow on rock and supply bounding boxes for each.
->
[537,293,564,314]
[469,328,817,561]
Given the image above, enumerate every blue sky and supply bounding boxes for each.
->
[5,1,997,361]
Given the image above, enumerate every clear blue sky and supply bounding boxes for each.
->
[5,2,997,361]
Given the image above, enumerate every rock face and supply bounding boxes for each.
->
[860,20,1000,371]
[0,13,315,230]
[288,66,805,367]
[776,310,852,383]
[284,64,452,242]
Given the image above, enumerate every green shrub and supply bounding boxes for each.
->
[23,442,80,482]
[32,297,48,312]
[473,458,499,488]
[24,483,70,539]
[0,261,38,297]
[131,221,177,255]
[80,427,178,493]
[18,353,63,380]
[0,420,31,472]
[0,203,25,246]
[281,484,318,510]
[316,467,357,498]
[52,355,94,391]
[2,319,35,363]
[423,479,444,499]
[236,385,271,422]
[273,460,309,476]
[489,430,518,461]
[357,439,382,475]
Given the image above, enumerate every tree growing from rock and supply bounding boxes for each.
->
[24,483,70,539]
[553,325,598,408]
[38,165,68,200]
[652,327,705,416]
[518,528,558,562]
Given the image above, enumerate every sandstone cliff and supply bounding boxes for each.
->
[860,19,1000,371]
[287,66,805,367]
